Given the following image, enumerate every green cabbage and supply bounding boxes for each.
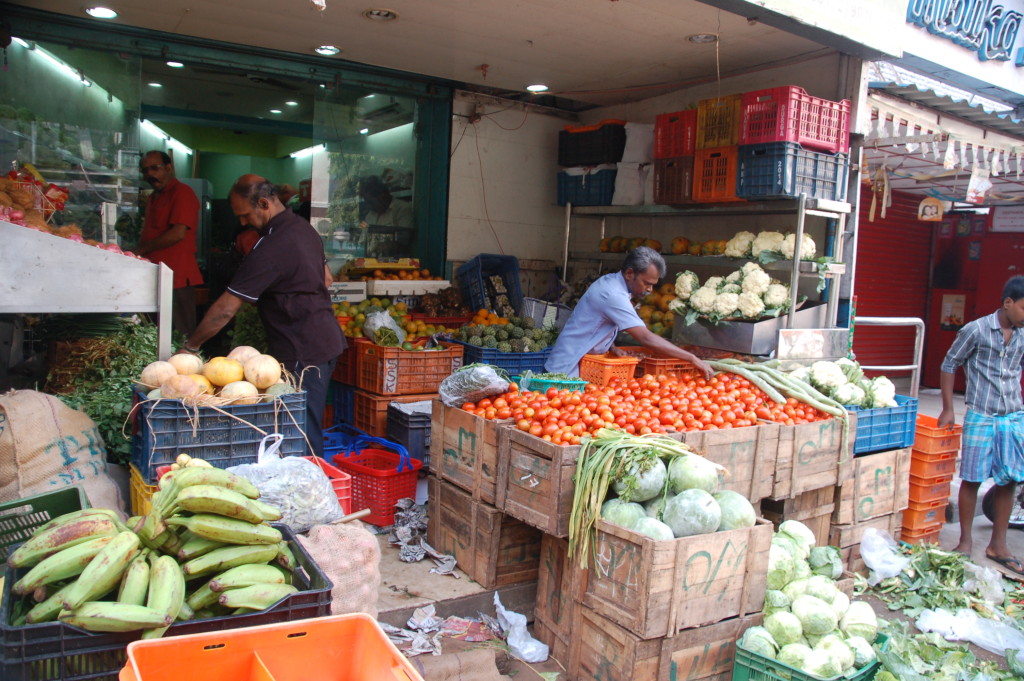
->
[815,634,854,671]
[809,545,843,580]
[662,489,721,537]
[772,535,802,560]
[764,589,791,615]
[767,543,795,590]
[845,635,876,668]
[613,457,666,503]
[713,490,757,530]
[791,594,838,635]
[782,577,811,603]
[804,648,843,678]
[830,591,850,621]
[600,498,646,528]
[840,601,878,641]
[738,626,778,659]
[643,495,667,520]
[764,611,803,646]
[777,643,813,670]
[805,575,839,604]
[792,558,812,582]
[778,520,816,559]
[631,516,674,541]
[667,453,721,494]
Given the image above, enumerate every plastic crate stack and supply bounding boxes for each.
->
[903,414,963,544]
[692,94,744,203]
[329,338,364,430]
[556,119,625,206]
[736,85,851,201]
[653,109,697,204]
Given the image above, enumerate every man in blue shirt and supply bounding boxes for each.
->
[940,275,1024,573]
[546,246,712,378]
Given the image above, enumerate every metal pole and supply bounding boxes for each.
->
[787,194,807,329]
[562,202,572,282]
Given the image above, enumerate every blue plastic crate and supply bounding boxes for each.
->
[331,380,356,425]
[456,254,523,315]
[446,339,552,376]
[557,167,616,206]
[130,389,307,482]
[736,141,848,201]
[848,394,918,455]
[386,402,432,467]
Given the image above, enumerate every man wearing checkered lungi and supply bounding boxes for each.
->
[940,276,1024,573]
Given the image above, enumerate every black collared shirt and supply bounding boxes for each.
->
[228,210,345,365]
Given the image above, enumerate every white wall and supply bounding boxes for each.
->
[447,92,568,264]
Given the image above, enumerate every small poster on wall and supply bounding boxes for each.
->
[991,206,1024,232]
[917,197,944,221]
[941,293,966,330]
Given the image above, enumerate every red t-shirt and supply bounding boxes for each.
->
[140,179,203,288]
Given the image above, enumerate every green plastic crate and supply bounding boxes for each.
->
[513,375,588,393]
[0,486,91,562]
[733,633,888,681]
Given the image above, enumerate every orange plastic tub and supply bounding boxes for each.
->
[914,414,963,454]
[909,450,957,479]
[119,614,422,681]
[908,472,953,505]
[579,353,641,386]
[902,498,947,531]
[901,525,942,546]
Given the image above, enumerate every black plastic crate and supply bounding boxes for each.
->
[130,390,308,482]
[0,525,331,681]
[0,487,90,563]
[556,167,616,206]
[558,121,626,166]
[653,156,695,205]
[386,402,432,467]
[456,254,523,316]
[736,141,849,201]
[331,380,355,425]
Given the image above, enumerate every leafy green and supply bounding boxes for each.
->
[874,618,1022,681]
[228,304,268,354]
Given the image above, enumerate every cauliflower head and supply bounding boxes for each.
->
[752,231,785,257]
[713,292,740,318]
[668,297,688,313]
[721,283,741,294]
[869,376,898,408]
[833,383,866,407]
[790,366,812,384]
[724,231,756,258]
[737,292,766,319]
[742,269,772,296]
[764,283,790,308]
[725,270,742,283]
[742,261,764,276]
[675,271,700,300]
[689,286,718,314]
[704,276,725,292]
[810,361,848,392]
[780,233,817,260]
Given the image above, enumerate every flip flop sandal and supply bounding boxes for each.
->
[986,553,1024,575]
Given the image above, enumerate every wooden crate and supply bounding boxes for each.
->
[830,511,903,575]
[678,422,779,503]
[426,476,541,589]
[760,486,836,547]
[772,416,857,499]
[429,400,510,505]
[576,518,772,640]
[570,606,763,681]
[833,447,911,525]
[533,533,578,661]
[497,427,584,537]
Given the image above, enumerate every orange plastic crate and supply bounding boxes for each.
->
[356,341,463,395]
[909,449,957,479]
[621,347,701,379]
[902,498,946,531]
[304,456,352,515]
[579,353,641,386]
[901,525,942,546]
[332,338,365,385]
[332,447,422,526]
[696,94,742,148]
[914,414,963,454]
[119,614,423,681]
[908,472,953,505]
[693,146,743,203]
[353,390,436,437]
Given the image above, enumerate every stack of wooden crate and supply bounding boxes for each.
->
[903,414,962,544]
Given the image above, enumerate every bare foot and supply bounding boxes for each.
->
[952,540,972,556]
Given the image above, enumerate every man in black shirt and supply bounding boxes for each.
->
[178,174,344,457]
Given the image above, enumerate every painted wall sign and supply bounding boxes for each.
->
[906,0,1024,65]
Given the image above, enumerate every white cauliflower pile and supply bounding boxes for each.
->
[670,263,793,324]
[749,230,817,261]
[789,359,899,408]
[781,233,817,260]
[724,231,756,258]
[751,231,785,258]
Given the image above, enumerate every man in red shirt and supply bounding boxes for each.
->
[136,151,204,335]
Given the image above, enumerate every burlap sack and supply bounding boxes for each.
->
[411,648,509,681]
[0,390,125,513]
[297,522,380,617]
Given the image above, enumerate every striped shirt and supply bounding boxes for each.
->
[940,310,1024,417]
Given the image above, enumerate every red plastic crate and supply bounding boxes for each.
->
[304,456,352,515]
[740,85,851,154]
[693,146,743,203]
[355,341,463,396]
[332,448,421,525]
[653,156,695,205]
[654,110,697,158]
[332,338,365,385]
[696,94,742,149]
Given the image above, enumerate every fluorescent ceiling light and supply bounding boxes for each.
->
[33,45,92,86]
[269,109,282,114]
[289,144,325,159]
[141,119,192,156]
[359,128,369,135]
[315,45,340,56]
[85,7,118,19]
[12,37,29,48]
[285,101,299,107]
[148,82,163,88]
[526,84,549,92]
[166,61,184,68]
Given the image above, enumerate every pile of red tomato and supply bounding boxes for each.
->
[462,371,834,446]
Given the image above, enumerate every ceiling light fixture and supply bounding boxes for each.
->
[148,82,162,88]
[359,128,369,135]
[166,61,184,68]
[12,37,29,48]
[289,144,326,159]
[362,8,398,21]
[85,7,118,19]
[285,101,299,107]
[269,109,282,114]
[526,84,549,93]
[686,33,718,44]
[315,45,341,56]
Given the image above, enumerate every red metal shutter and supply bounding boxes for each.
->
[851,186,932,374]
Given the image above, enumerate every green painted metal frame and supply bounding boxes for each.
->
[5,5,453,275]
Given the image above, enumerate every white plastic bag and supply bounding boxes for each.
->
[494,592,548,663]
[860,527,911,585]
[227,434,344,533]
[438,365,509,407]
[963,562,1006,604]
[916,607,1024,657]
[363,310,406,346]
